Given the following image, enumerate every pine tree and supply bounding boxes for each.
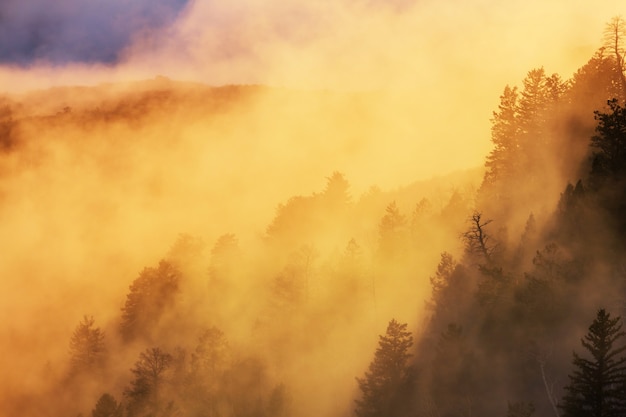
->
[588,99,626,236]
[322,171,351,206]
[355,319,414,417]
[378,202,407,259]
[517,68,550,142]
[590,98,626,184]
[427,252,457,310]
[68,315,106,377]
[120,260,181,342]
[569,48,624,112]
[482,85,520,189]
[560,309,626,417]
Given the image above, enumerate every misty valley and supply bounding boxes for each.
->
[4,16,626,417]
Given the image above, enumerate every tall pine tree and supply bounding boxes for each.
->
[560,309,626,417]
[355,319,414,417]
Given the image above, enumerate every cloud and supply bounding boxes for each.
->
[0,0,620,91]
[0,0,189,65]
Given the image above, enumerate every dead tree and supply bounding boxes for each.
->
[462,211,497,264]
[603,16,626,101]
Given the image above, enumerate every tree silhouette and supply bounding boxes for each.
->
[68,315,106,377]
[462,212,497,264]
[560,309,626,417]
[378,202,407,259]
[483,84,519,189]
[517,68,550,140]
[568,47,626,121]
[322,171,351,206]
[588,99,626,235]
[427,252,457,311]
[120,260,181,342]
[426,252,471,329]
[602,16,626,98]
[125,347,174,416]
[92,393,122,417]
[355,319,414,417]
[591,98,626,183]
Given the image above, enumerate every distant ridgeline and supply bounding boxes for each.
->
[6,18,626,417]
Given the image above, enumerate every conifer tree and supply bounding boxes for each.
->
[120,260,181,342]
[483,85,519,189]
[590,98,626,184]
[588,99,626,236]
[355,319,414,417]
[68,315,106,377]
[560,309,626,417]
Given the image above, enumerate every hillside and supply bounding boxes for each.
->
[0,78,482,416]
[5,23,626,417]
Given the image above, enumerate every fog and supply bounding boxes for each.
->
[0,78,480,416]
[1,1,625,417]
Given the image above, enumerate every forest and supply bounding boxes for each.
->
[3,14,626,417]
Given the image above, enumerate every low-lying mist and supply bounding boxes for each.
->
[2,2,626,417]
[0,79,481,416]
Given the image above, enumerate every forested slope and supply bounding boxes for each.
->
[5,17,626,417]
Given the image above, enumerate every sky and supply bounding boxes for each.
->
[0,0,621,91]
[0,0,188,64]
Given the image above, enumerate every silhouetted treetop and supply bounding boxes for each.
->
[68,315,106,377]
[591,98,626,183]
[120,260,181,342]
[323,171,351,206]
[462,212,498,264]
[92,393,122,417]
[560,309,626,417]
[603,16,626,99]
[483,85,519,188]
[355,319,414,417]
[125,347,174,417]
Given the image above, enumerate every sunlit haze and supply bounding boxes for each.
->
[2,1,626,416]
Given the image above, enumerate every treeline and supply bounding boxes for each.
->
[353,16,626,417]
[7,161,476,415]
[10,16,626,417]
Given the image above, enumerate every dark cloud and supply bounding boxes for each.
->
[0,0,189,65]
